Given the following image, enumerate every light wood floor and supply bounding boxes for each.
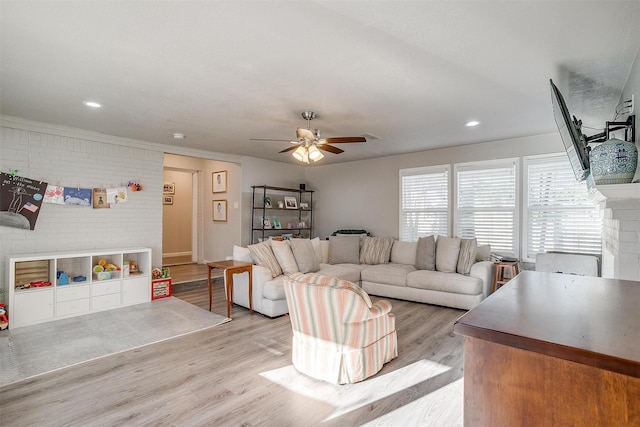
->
[167,262,211,284]
[0,281,465,426]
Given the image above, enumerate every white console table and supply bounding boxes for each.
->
[5,247,152,328]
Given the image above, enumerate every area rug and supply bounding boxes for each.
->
[0,297,229,387]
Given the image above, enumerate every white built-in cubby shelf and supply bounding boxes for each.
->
[5,247,152,329]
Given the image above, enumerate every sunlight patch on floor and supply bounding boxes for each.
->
[260,359,451,421]
[361,377,464,427]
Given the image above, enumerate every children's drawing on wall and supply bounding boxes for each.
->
[0,172,48,230]
[44,185,65,205]
[92,188,110,209]
[64,187,92,206]
[106,186,128,204]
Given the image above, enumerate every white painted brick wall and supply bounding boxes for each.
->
[601,201,640,281]
[1,126,164,296]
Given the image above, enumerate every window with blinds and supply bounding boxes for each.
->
[400,166,450,241]
[524,154,601,260]
[455,159,518,255]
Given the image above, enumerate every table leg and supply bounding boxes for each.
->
[248,268,253,314]
[225,269,233,318]
[208,265,212,312]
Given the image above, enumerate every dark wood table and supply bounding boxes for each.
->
[207,260,253,319]
[454,270,640,426]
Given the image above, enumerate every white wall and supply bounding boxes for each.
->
[0,123,164,275]
[306,133,562,239]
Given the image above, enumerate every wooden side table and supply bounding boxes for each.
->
[492,261,520,292]
[207,260,253,319]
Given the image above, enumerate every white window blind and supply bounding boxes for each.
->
[455,160,518,255]
[400,166,449,241]
[525,155,601,260]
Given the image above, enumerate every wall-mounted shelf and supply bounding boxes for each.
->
[251,185,314,243]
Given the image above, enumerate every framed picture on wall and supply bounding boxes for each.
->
[213,199,227,222]
[212,170,227,193]
[163,196,173,205]
[163,183,175,194]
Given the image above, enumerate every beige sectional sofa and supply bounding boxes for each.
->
[228,235,494,318]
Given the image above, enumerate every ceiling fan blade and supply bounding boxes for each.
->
[296,128,315,141]
[279,146,299,153]
[325,137,367,144]
[250,138,291,142]
[318,144,344,154]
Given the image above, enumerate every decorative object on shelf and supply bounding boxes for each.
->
[163,182,175,194]
[589,138,638,184]
[213,199,227,222]
[300,183,306,190]
[264,197,272,208]
[263,217,272,229]
[212,170,227,193]
[272,217,282,229]
[163,196,173,205]
[277,200,284,208]
[298,221,306,228]
[284,196,298,209]
[299,202,309,209]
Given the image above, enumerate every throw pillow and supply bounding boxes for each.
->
[456,238,477,275]
[271,240,299,275]
[248,241,282,278]
[476,244,491,262]
[360,236,394,264]
[328,235,360,264]
[310,237,323,264]
[415,235,436,270]
[233,245,254,264]
[435,236,461,273]
[290,238,320,273]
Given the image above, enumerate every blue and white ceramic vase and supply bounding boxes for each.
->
[589,138,638,185]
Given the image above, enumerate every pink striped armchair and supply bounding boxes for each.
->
[283,273,398,384]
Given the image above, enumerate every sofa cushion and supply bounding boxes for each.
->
[311,237,323,264]
[435,236,461,273]
[390,241,417,265]
[248,241,282,278]
[262,275,286,300]
[360,236,394,265]
[476,244,491,261]
[290,238,320,273]
[271,240,299,275]
[233,245,254,263]
[456,238,477,275]
[329,235,360,264]
[318,263,364,283]
[360,263,416,286]
[407,270,483,295]
[415,235,436,270]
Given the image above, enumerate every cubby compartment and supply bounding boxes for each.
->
[6,248,152,328]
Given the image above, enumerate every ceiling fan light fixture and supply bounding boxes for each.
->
[308,144,323,161]
[292,145,308,163]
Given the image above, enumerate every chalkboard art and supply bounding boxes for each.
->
[0,172,48,230]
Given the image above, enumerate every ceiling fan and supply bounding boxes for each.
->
[251,111,366,163]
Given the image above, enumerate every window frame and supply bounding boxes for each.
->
[453,158,520,256]
[399,164,451,241]
[522,153,602,262]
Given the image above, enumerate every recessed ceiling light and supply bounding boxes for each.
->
[83,101,102,108]
[173,133,185,140]
[465,120,480,127]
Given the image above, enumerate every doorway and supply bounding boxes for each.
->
[162,168,198,265]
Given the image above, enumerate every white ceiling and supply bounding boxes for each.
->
[1,1,639,165]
